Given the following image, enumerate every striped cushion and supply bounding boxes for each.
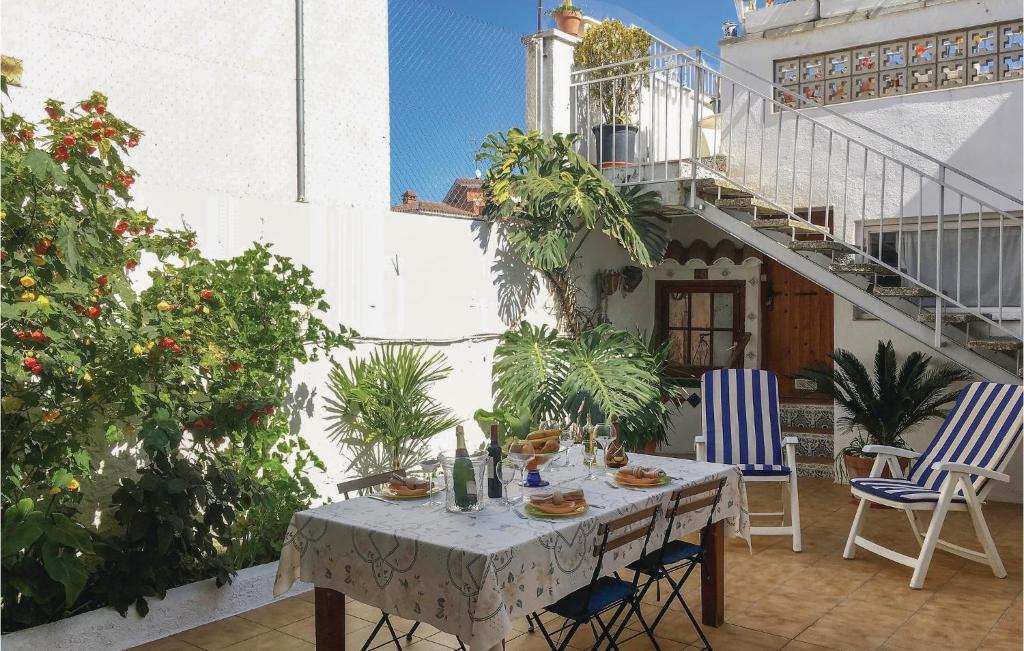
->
[701,369,784,467]
[741,464,791,476]
[850,477,966,503]
[907,382,1023,497]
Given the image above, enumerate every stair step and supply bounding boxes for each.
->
[796,459,835,480]
[788,240,854,254]
[968,337,1023,352]
[792,434,834,459]
[871,285,933,298]
[915,312,984,325]
[829,262,899,277]
[693,177,752,198]
[779,403,834,431]
[713,197,788,216]
[751,218,829,235]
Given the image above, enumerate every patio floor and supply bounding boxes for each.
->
[132,477,1022,651]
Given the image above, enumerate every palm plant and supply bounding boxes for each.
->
[794,340,971,480]
[477,129,667,335]
[324,345,461,476]
[488,322,678,450]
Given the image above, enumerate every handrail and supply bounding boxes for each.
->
[572,46,1024,208]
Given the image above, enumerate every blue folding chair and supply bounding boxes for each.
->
[696,369,801,551]
[844,381,1023,588]
[531,505,663,651]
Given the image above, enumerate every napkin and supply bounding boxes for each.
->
[617,466,666,480]
[529,488,585,505]
[390,474,429,490]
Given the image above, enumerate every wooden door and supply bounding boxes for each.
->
[760,259,834,402]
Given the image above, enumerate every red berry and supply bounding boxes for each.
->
[81,102,92,112]
[227,362,241,372]
[125,260,137,270]
[22,357,36,370]
[124,176,135,186]
[103,127,116,137]
[95,105,106,115]
[63,134,76,146]
[45,107,61,120]
[128,135,140,147]
[248,413,260,425]
[263,405,274,415]
[34,241,50,255]
[129,227,141,235]
[201,289,214,300]
[97,274,108,286]
[87,305,101,319]
[113,221,129,235]
[31,365,42,375]
[74,305,85,315]
[87,146,96,155]
[144,225,154,234]
[104,182,113,190]
[15,331,29,341]
[90,121,102,130]
[91,133,102,142]
[21,129,34,139]
[186,239,195,248]
[171,343,182,354]
[30,330,45,342]
[54,145,69,161]
[7,135,20,145]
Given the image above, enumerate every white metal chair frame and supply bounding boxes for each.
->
[696,434,802,552]
[843,443,1017,589]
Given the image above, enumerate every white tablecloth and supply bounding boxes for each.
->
[274,454,749,650]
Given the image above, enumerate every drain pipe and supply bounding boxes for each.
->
[294,0,306,202]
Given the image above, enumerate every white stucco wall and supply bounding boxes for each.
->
[1,0,556,505]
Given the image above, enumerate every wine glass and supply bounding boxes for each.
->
[582,421,598,481]
[499,459,520,508]
[559,426,574,467]
[594,423,612,475]
[419,457,441,509]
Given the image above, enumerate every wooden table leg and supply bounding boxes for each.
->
[700,520,725,627]
[315,587,347,650]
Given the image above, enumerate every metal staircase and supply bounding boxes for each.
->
[570,48,1023,383]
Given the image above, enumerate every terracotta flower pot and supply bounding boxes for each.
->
[844,453,911,509]
[553,10,582,36]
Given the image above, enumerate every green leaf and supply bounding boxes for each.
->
[41,540,89,606]
[2,511,45,558]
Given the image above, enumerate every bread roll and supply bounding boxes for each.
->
[526,428,561,441]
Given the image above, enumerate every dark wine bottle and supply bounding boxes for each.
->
[453,425,476,508]
[487,424,503,498]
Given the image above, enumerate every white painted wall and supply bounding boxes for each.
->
[1,0,556,506]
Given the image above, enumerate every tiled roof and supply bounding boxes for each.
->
[390,200,478,218]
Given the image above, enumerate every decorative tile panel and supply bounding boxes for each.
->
[938,61,966,88]
[938,32,967,60]
[880,41,908,69]
[853,46,879,73]
[852,73,878,100]
[969,55,998,83]
[800,55,824,82]
[773,21,1020,109]
[908,64,936,92]
[1001,51,1024,80]
[909,36,936,65]
[825,78,850,104]
[968,25,999,56]
[775,59,799,86]
[880,69,907,96]
[1000,21,1023,51]
[826,51,851,78]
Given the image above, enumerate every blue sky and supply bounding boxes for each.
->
[388,0,738,205]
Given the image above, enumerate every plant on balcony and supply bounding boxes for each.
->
[794,340,971,481]
[486,322,684,450]
[548,0,583,36]
[573,19,651,167]
[477,128,666,335]
[324,345,461,476]
[0,87,353,629]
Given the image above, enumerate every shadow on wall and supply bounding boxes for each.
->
[472,220,539,326]
[286,382,317,438]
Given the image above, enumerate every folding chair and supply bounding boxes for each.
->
[844,381,1023,589]
[531,505,663,651]
[696,369,801,551]
[337,470,467,651]
[623,478,727,650]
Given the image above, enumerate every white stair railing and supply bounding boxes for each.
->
[570,48,1024,355]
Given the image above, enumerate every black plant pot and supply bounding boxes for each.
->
[592,124,639,168]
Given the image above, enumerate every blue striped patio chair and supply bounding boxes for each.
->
[696,369,801,551]
[843,381,1023,589]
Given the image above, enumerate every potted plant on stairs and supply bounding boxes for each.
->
[794,340,971,489]
[573,20,651,168]
[549,0,584,37]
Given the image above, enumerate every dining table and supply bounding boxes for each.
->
[273,453,750,651]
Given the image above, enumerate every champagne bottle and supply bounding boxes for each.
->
[486,424,502,498]
[453,425,476,508]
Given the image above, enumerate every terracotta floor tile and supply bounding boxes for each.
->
[128,639,203,651]
[220,630,313,650]
[174,616,272,650]
[978,611,1024,651]
[881,611,994,650]
[236,596,314,629]
[795,599,915,650]
[276,613,373,643]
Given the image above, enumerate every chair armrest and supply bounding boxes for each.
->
[862,445,921,459]
[932,461,1010,483]
[782,436,799,446]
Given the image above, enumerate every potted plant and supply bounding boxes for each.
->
[573,20,652,168]
[549,0,583,37]
[794,340,971,486]
[324,345,462,474]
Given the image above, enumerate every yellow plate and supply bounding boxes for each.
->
[613,474,671,489]
[378,486,441,500]
[524,501,589,518]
